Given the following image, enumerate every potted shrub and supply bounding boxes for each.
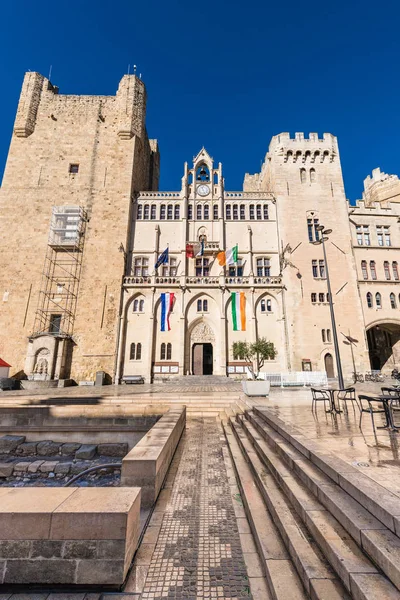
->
[232,338,277,396]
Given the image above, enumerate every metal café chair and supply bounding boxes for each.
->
[311,388,330,412]
[357,395,390,434]
[337,387,357,413]
[381,387,400,426]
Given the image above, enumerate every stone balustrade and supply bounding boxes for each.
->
[123,275,282,287]
[0,487,141,586]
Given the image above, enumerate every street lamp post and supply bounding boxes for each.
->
[313,227,345,390]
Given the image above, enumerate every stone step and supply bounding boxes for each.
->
[229,418,349,600]
[238,415,400,598]
[223,422,308,600]
[245,411,400,592]
[253,407,400,535]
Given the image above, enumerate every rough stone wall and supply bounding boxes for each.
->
[0,72,159,381]
[252,133,370,376]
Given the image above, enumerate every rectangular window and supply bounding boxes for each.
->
[319,260,325,278]
[256,205,262,220]
[229,259,243,277]
[197,205,202,219]
[162,257,177,277]
[263,205,269,220]
[69,164,79,174]
[167,205,173,220]
[319,293,324,303]
[312,260,318,278]
[213,205,218,220]
[384,226,391,246]
[384,261,391,280]
[195,258,209,277]
[204,205,209,220]
[311,293,317,303]
[226,205,231,220]
[49,314,62,334]
[370,261,377,280]
[256,257,271,277]
[249,205,255,220]
[356,226,363,245]
[361,261,368,280]
[151,205,156,220]
[240,205,245,220]
[307,218,320,242]
[233,205,238,220]
[376,226,383,246]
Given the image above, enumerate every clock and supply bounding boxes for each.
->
[197,184,210,197]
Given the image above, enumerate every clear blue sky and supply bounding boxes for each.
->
[1,0,399,202]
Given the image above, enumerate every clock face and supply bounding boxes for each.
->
[197,184,210,197]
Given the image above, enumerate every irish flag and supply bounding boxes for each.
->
[217,244,238,266]
[160,292,174,332]
[231,292,246,331]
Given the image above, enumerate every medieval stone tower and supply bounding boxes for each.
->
[0,72,159,382]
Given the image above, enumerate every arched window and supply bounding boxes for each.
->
[130,343,136,359]
[240,205,245,220]
[166,343,172,360]
[310,168,316,183]
[263,205,269,220]
[300,168,306,183]
[249,205,255,220]
[233,204,238,220]
[266,299,272,312]
[213,205,218,220]
[203,299,208,312]
[390,293,396,309]
[136,343,142,360]
[137,205,143,220]
[375,292,382,308]
[370,261,377,280]
[167,205,173,220]
[133,299,139,312]
[366,292,373,308]
[361,260,368,280]
[134,257,149,277]
[260,299,266,312]
[384,261,391,280]
[151,205,156,220]
[174,205,180,220]
[226,204,231,220]
[322,329,326,342]
[196,164,210,182]
[256,205,262,220]
[319,293,324,303]
[139,299,144,312]
[327,329,331,342]
[160,205,166,220]
[197,299,202,312]
[144,205,150,220]
[160,343,166,360]
[188,204,193,219]
[393,261,399,281]
[197,204,202,220]
[311,293,317,303]
[204,205,209,220]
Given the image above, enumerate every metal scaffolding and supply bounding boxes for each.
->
[32,206,86,337]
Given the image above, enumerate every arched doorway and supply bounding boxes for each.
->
[324,353,335,378]
[366,323,400,371]
[190,321,215,376]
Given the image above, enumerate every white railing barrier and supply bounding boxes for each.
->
[245,370,328,387]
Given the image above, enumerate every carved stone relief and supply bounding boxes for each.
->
[190,321,215,343]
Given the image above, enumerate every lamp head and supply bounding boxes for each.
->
[316,225,325,231]
[312,240,322,246]
[324,229,333,235]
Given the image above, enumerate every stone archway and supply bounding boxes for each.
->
[366,322,400,371]
[190,321,215,375]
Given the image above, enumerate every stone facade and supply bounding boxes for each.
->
[1,72,399,382]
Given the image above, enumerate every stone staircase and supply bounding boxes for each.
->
[224,407,400,599]
[164,374,241,386]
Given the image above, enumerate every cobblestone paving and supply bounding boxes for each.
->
[141,418,252,599]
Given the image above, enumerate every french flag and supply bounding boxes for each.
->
[160,292,175,332]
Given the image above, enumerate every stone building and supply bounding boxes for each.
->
[0,72,399,383]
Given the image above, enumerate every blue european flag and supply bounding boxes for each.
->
[155,247,169,269]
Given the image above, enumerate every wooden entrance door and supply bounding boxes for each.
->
[192,343,213,375]
[324,353,335,378]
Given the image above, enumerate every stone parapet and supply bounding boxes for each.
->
[0,486,141,586]
[121,406,185,507]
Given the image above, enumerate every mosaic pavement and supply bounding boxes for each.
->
[141,418,252,599]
